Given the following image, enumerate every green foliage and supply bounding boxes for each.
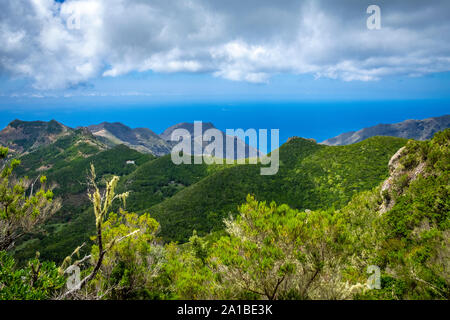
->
[13,130,105,177]
[0,251,65,299]
[89,210,164,299]
[117,154,213,213]
[13,144,152,263]
[13,206,95,265]
[355,275,408,300]
[211,195,362,300]
[0,147,8,159]
[1,148,60,251]
[17,140,152,196]
[4,125,449,301]
[189,230,209,265]
[339,129,450,300]
[150,136,406,243]
[376,130,450,299]
[161,240,217,300]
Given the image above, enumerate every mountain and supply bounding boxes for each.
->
[117,154,217,213]
[145,136,407,242]
[5,115,448,299]
[1,119,262,159]
[87,122,172,156]
[337,129,450,299]
[160,122,262,159]
[0,119,73,155]
[321,115,450,146]
[6,117,444,261]
[11,128,406,260]
[160,122,216,141]
[13,140,154,264]
[13,127,107,177]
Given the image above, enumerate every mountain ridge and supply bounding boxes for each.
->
[2,114,448,159]
[0,119,73,155]
[0,119,262,159]
[321,114,450,146]
[145,135,407,242]
[86,121,172,156]
[160,121,262,159]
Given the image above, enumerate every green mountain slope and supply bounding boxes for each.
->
[117,154,219,213]
[0,119,73,155]
[148,136,407,242]
[13,128,107,177]
[13,141,154,264]
[337,129,450,299]
[9,131,406,262]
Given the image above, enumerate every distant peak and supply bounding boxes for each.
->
[99,121,128,127]
[321,114,450,146]
[160,122,217,140]
[8,119,39,127]
[287,136,317,144]
[75,127,94,136]
[88,121,131,132]
[0,119,72,155]
[7,119,66,129]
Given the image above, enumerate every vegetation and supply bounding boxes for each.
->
[12,135,406,262]
[0,120,71,155]
[211,195,360,300]
[150,136,406,242]
[0,147,61,251]
[0,251,64,299]
[12,143,153,264]
[117,154,214,212]
[367,129,450,299]
[0,129,448,300]
[0,147,65,299]
[87,210,163,299]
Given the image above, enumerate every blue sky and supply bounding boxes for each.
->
[1,0,450,143]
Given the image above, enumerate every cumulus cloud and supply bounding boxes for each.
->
[0,0,449,89]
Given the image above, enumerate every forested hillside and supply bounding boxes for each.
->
[1,123,448,300]
[149,136,406,242]
[12,135,154,263]
[11,133,406,261]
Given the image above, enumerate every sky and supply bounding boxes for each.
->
[1,0,450,143]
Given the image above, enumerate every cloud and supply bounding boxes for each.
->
[0,0,450,89]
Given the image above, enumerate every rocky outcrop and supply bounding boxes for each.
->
[379,145,427,214]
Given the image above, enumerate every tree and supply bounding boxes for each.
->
[60,164,165,299]
[0,251,65,300]
[0,147,61,251]
[212,195,363,300]
[61,164,130,298]
[162,232,217,300]
[88,210,163,299]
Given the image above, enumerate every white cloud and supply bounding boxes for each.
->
[0,0,450,89]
